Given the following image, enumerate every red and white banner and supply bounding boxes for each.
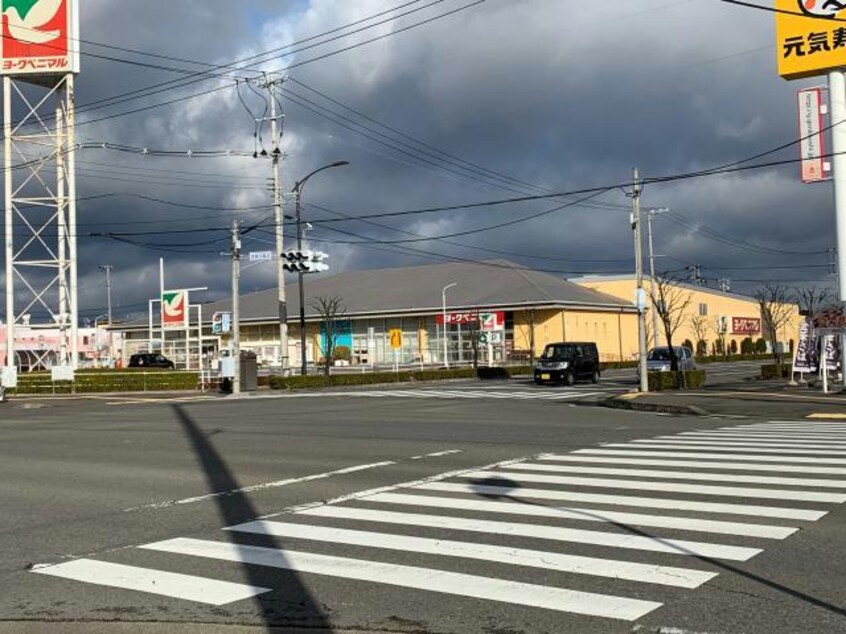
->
[731,317,761,336]
[1,0,80,76]
[797,87,828,183]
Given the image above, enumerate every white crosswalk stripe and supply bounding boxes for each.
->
[31,420,846,624]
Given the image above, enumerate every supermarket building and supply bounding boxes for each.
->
[118,261,640,368]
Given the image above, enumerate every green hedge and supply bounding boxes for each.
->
[761,364,792,380]
[8,370,199,395]
[269,366,544,390]
[647,370,707,391]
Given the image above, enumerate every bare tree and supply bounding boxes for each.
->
[794,286,832,318]
[754,285,795,365]
[690,314,711,357]
[468,309,482,369]
[520,307,539,366]
[312,296,347,377]
[650,272,693,372]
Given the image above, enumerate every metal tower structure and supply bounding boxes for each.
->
[2,0,81,380]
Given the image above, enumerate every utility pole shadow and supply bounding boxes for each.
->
[172,404,332,632]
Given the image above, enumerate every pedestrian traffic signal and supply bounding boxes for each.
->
[281,250,331,273]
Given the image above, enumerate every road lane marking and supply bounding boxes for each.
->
[461,470,846,503]
[296,507,762,561]
[123,460,397,511]
[362,492,797,538]
[225,521,717,588]
[502,462,846,489]
[141,538,661,621]
[540,454,846,475]
[580,449,846,464]
[604,443,846,456]
[676,433,846,443]
[33,559,269,605]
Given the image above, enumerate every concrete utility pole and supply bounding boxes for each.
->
[632,169,649,392]
[646,208,668,349]
[99,265,113,326]
[231,220,242,395]
[259,74,289,375]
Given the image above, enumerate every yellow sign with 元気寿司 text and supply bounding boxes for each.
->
[776,0,846,80]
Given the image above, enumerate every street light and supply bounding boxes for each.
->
[442,282,458,369]
[292,161,350,376]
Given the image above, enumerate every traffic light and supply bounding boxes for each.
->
[281,250,331,273]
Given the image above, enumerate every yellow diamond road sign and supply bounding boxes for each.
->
[776,0,846,80]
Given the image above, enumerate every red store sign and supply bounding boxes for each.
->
[436,311,504,327]
[731,317,761,335]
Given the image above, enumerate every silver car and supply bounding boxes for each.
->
[645,346,696,373]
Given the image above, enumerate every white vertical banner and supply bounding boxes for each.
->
[798,87,829,183]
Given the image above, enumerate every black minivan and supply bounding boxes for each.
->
[534,342,600,385]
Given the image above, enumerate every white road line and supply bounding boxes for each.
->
[539,454,846,475]
[502,462,846,489]
[33,559,269,605]
[636,439,846,450]
[743,425,846,431]
[414,482,826,521]
[461,470,846,503]
[364,492,797,539]
[296,507,762,561]
[226,521,717,589]
[123,460,397,512]
[575,449,846,465]
[602,443,846,456]
[141,538,661,621]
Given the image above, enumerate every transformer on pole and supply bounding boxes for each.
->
[2,0,81,381]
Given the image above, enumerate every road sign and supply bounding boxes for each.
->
[389,329,403,349]
[212,311,232,335]
[479,331,503,345]
[249,251,273,262]
[480,312,504,331]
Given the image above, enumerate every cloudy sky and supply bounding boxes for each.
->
[5,0,840,322]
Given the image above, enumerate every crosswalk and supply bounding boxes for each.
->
[33,420,846,624]
[269,387,608,402]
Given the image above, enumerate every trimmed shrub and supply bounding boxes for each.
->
[755,338,768,354]
[696,340,708,357]
[730,340,739,355]
[647,370,706,391]
[761,364,791,380]
[740,337,754,355]
[9,370,199,395]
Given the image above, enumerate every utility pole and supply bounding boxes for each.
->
[259,74,289,375]
[99,265,113,326]
[632,168,648,392]
[646,208,668,348]
[231,220,242,395]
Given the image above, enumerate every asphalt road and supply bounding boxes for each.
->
[1,382,845,634]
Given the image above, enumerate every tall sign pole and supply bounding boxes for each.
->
[830,70,846,302]
[3,0,81,382]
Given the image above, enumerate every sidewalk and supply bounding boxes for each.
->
[602,379,846,420]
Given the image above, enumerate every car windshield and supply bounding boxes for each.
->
[647,348,679,361]
[542,345,573,359]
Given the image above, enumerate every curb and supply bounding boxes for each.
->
[599,396,710,417]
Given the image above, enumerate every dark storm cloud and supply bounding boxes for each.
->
[5,0,837,322]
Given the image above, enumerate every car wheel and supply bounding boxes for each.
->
[563,371,576,386]
[591,370,600,384]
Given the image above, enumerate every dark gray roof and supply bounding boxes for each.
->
[119,260,635,329]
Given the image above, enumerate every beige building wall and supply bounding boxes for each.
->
[513,308,638,362]
[575,278,801,355]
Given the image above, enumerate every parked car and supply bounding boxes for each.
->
[128,353,175,369]
[534,342,600,386]
[642,346,696,374]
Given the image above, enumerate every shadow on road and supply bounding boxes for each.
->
[467,475,846,619]
[172,404,332,632]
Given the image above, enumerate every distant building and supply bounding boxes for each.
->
[0,326,121,371]
[571,275,801,355]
